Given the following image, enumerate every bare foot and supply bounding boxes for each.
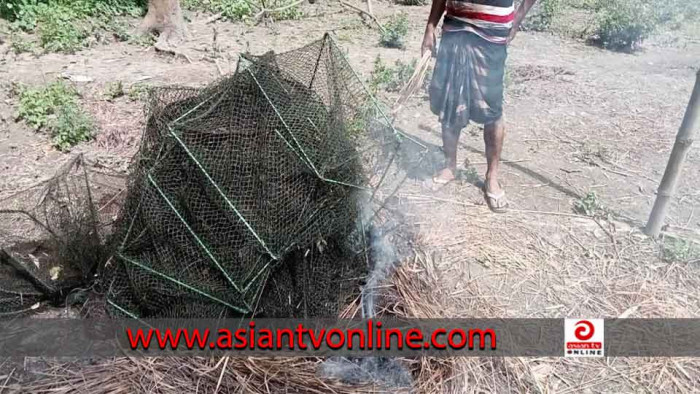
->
[485,177,502,195]
[432,168,456,185]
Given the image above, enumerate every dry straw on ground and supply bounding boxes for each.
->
[13,252,433,394]
[400,196,700,393]
[9,209,700,393]
[5,159,700,393]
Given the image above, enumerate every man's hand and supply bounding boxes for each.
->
[508,0,537,45]
[421,25,437,57]
[507,24,518,45]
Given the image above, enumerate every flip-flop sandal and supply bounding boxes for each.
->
[482,185,508,213]
[432,175,453,185]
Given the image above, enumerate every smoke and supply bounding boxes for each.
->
[317,356,412,388]
[318,202,413,389]
[361,208,399,319]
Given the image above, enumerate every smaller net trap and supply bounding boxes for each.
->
[0,156,124,317]
[0,34,429,319]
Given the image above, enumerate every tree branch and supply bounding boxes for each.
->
[339,0,386,33]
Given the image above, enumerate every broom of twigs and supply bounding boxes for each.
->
[391,51,432,116]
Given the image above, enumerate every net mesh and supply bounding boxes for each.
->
[0,35,426,319]
[0,155,124,317]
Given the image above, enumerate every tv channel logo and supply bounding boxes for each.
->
[565,319,604,357]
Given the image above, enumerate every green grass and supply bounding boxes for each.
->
[15,80,94,151]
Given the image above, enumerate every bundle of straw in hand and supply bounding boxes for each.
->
[391,51,433,116]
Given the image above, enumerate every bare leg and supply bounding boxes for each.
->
[483,116,505,194]
[434,124,460,183]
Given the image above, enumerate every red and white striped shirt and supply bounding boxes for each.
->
[443,0,515,45]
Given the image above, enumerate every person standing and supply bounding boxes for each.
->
[422,0,537,212]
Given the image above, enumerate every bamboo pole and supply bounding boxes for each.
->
[644,70,700,237]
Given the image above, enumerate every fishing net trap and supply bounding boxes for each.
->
[0,156,124,317]
[0,34,428,319]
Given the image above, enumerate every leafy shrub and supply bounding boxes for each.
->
[566,0,598,10]
[17,80,77,129]
[369,57,393,92]
[573,191,604,216]
[655,0,700,30]
[460,166,479,184]
[51,104,94,151]
[104,81,126,101]
[127,83,149,101]
[185,0,252,20]
[517,0,698,51]
[369,56,415,93]
[522,0,561,32]
[347,101,373,137]
[587,0,699,51]
[380,13,409,48]
[16,81,94,151]
[129,32,157,46]
[35,5,90,53]
[2,0,143,25]
[182,0,302,21]
[2,0,145,53]
[589,0,658,51]
[108,19,132,42]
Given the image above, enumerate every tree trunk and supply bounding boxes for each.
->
[140,0,188,47]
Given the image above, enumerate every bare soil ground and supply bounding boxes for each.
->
[1,1,700,392]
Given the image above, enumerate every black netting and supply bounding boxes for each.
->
[0,155,124,317]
